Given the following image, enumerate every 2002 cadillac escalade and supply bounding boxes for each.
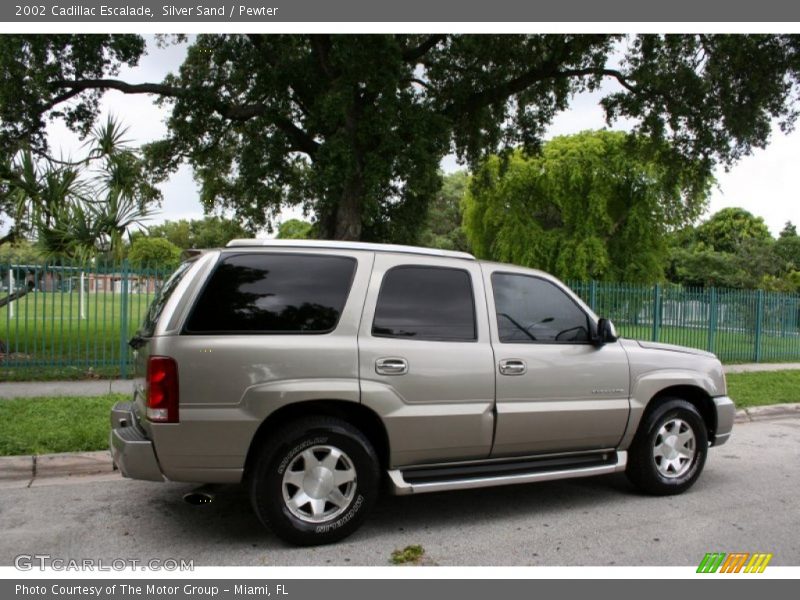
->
[110,239,735,545]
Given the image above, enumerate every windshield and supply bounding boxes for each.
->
[139,260,194,337]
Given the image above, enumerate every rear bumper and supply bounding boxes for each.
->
[712,395,735,446]
[109,401,164,482]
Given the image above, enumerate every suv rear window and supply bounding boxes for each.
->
[185,253,356,334]
[372,265,476,341]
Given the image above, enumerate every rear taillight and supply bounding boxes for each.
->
[146,356,179,423]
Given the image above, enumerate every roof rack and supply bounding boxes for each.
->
[224,239,475,260]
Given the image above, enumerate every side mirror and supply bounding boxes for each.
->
[594,318,618,346]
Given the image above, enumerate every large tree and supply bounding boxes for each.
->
[3,34,800,241]
[463,130,710,282]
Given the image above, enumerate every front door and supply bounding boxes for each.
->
[485,267,630,457]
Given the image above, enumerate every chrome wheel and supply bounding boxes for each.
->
[281,445,357,523]
[653,418,696,478]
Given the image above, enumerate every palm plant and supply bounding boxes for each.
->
[0,116,159,263]
[84,117,157,260]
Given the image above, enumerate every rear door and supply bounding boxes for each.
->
[358,254,496,467]
[485,266,630,456]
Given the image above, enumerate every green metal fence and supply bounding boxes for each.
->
[1,261,170,379]
[1,261,799,379]
[569,281,800,363]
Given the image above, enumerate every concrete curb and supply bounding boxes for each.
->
[1,404,799,483]
[734,402,800,423]
[0,450,115,485]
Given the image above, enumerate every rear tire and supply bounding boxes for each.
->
[626,398,708,495]
[249,416,379,546]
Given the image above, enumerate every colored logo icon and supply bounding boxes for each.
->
[697,552,773,573]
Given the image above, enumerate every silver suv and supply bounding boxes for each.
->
[111,240,734,545]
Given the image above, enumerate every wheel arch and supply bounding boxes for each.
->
[242,399,390,480]
[644,385,717,441]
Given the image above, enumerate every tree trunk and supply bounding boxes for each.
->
[0,288,29,309]
[332,183,363,240]
[327,90,368,241]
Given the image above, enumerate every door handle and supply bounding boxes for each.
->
[376,357,409,375]
[499,359,527,376]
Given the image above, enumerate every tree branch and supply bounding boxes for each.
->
[47,78,320,158]
[444,64,640,117]
[52,78,183,98]
[401,35,447,63]
[406,77,432,91]
[556,67,640,94]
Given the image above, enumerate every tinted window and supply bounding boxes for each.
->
[372,266,476,341]
[185,254,355,333]
[492,273,590,343]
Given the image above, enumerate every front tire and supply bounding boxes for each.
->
[626,398,708,495]
[249,416,379,546]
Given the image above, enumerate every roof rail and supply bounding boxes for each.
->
[224,239,475,260]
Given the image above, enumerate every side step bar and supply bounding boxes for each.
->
[388,451,627,495]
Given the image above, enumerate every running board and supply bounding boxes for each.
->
[387,451,627,495]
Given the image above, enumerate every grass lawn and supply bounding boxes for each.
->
[726,370,800,408]
[0,393,127,456]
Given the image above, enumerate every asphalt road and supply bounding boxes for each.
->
[1,418,798,567]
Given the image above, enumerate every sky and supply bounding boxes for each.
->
[40,35,800,237]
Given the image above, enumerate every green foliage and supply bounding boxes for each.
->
[276,218,314,240]
[0,117,157,261]
[463,131,710,282]
[145,215,249,249]
[667,210,799,291]
[127,236,182,270]
[4,34,800,242]
[695,207,772,253]
[418,171,471,252]
[0,35,145,157]
[0,239,44,263]
[668,245,748,288]
[775,221,800,271]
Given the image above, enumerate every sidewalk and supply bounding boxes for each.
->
[0,379,134,399]
[2,362,799,399]
[723,362,800,373]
